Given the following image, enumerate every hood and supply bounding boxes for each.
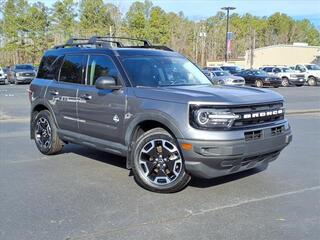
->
[133,85,283,105]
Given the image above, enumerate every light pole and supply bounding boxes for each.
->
[221,7,236,62]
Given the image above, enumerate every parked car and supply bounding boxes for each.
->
[210,70,245,86]
[261,66,306,87]
[202,67,223,79]
[7,64,36,84]
[235,69,282,88]
[203,66,223,72]
[29,36,292,193]
[0,67,6,84]
[220,65,242,75]
[294,64,320,86]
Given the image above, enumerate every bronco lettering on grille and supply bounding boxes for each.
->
[242,109,283,119]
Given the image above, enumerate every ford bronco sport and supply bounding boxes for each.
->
[29,37,292,193]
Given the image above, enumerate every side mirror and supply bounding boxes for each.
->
[95,76,121,90]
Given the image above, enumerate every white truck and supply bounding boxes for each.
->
[294,64,320,86]
[261,66,306,87]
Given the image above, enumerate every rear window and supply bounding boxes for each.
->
[59,55,86,84]
[37,53,62,80]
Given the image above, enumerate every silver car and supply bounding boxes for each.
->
[210,71,245,86]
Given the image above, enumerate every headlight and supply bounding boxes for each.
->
[191,107,240,129]
[16,72,21,76]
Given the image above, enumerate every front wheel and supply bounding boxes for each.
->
[255,80,263,88]
[131,128,191,193]
[281,77,289,87]
[308,77,317,86]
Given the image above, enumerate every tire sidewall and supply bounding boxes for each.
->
[281,78,289,87]
[255,80,263,88]
[131,129,190,192]
[308,77,317,86]
[34,110,56,154]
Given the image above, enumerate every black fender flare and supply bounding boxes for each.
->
[124,111,184,169]
[30,99,59,138]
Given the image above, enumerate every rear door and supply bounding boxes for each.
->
[77,54,126,144]
[46,54,86,132]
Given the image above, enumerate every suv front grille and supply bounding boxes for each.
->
[22,72,35,77]
[231,102,284,128]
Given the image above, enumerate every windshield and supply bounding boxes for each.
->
[122,56,212,87]
[222,66,241,72]
[306,64,320,70]
[252,70,267,75]
[282,68,293,72]
[213,71,230,76]
[16,64,34,70]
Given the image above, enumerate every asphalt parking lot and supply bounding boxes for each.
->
[0,84,319,240]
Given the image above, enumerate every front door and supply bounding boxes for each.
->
[46,54,86,132]
[77,54,126,144]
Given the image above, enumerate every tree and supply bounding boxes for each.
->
[148,6,169,44]
[79,0,113,37]
[50,0,77,42]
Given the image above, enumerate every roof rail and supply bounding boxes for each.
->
[53,36,172,51]
[89,36,151,47]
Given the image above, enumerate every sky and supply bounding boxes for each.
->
[30,0,320,27]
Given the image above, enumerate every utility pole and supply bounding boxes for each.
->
[250,29,256,69]
[221,7,236,62]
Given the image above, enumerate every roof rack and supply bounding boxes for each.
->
[53,36,173,51]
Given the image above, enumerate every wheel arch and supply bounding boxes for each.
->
[30,101,58,139]
[124,113,184,169]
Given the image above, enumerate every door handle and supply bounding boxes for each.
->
[49,90,59,95]
[80,94,92,100]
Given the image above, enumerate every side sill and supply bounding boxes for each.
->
[57,129,128,157]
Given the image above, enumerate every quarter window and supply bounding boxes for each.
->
[87,55,119,85]
[59,55,85,84]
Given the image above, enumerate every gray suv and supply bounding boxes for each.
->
[29,37,292,193]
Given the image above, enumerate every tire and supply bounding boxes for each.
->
[33,110,63,155]
[255,80,263,88]
[308,76,317,86]
[281,77,289,87]
[131,128,191,193]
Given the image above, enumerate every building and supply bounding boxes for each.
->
[245,43,320,68]
[207,43,320,69]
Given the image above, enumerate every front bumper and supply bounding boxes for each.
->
[16,77,34,83]
[178,124,292,179]
[263,80,282,87]
[289,78,306,85]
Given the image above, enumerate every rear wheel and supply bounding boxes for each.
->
[131,128,191,193]
[255,80,263,88]
[281,77,289,87]
[308,76,317,86]
[33,110,63,155]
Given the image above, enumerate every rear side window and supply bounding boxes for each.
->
[59,55,85,84]
[37,54,61,79]
[87,55,120,85]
